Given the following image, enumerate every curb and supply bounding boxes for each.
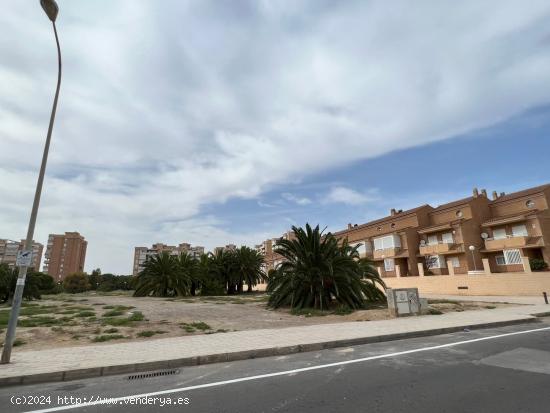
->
[0,316,539,387]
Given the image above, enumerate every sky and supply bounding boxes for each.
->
[1,0,550,274]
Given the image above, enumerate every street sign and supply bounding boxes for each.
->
[16,250,33,267]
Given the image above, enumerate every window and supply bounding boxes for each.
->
[449,256,460,268]
[373,235,401,251]
[426,255,446,269]
[511,225,528,237]
[456,210,463,218]
[503,249,522,265]
[492,228,507,240]
[441,232,454,244]
[427,235,438,245]
[384,258,395,271]
[526,200,535,208]
[496,255,506,265]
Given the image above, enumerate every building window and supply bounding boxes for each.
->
[503,249,522,265]
[426,255,446,269]
[427,235,438,245]
[350,242,367,255]
[492,228,507,240]
[384,258,395,272]
[391,223,396,229]
[373,235,401,250]
[441,232,454,244]
[496,255,506,265]
[526,200,535,208]
[456,210,463,218]
[449,256,460,268]
[511,225,528,237]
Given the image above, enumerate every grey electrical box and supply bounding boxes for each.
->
[386,288,421,317]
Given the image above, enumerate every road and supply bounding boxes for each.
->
[1,320,550,413]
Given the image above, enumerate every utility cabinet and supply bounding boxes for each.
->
[386,288,421,317]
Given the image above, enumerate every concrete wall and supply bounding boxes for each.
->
[383,271,550,296]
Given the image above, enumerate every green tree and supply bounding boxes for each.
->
[0,264,50,302]
[267,224,386,310]
[209,249,238,294]
[133,252,190,297]
[234,246,265,292]
[89,268,103,290]
[63,272,91,293]
[196,253,225,296]
[177,252,198,295]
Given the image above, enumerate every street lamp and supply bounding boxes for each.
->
[1,0,61,364]
[469,245,477,272]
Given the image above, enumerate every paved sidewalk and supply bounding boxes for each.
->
[1,303,549,386]
[423,294,547,305]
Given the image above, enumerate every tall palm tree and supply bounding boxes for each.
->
[267,224,386,310]
[133,251,190,297]
[177,251,198,296]
[208,249,238,294]
[234,246,265,292]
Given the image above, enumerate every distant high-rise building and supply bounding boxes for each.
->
[213,244,237,255]
[0,239,43,270]
[132,242,205,276]
[43,232,87,281]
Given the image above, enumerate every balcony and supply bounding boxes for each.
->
[484,235,529,251]
[419,242,455,255]
[373,247,401,260]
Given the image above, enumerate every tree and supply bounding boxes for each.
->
[209,249,239,294]
[133,251,190,297]
[89,268,103,290]
[177,252,198,296]
[196,253,225,296]
[267,224,386,310]
[63,272,91,294]
[0,264,52,302]
[234,246,266,292]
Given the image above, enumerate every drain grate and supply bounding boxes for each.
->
[128,369,180,380]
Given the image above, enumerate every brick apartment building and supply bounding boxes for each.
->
[0,239,43,270]
[258,184,550,278]
[255,231,295,272]
[133,243,205,276]
[43,232,87,281]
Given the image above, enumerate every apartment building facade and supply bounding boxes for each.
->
[335,184,550,278]
[43,232,87,281]
[132,242,205,276]
[256,184,550,279]
[255,231,296,272]
[0,239,43,270]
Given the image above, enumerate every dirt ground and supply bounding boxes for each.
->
[0,292,517,351]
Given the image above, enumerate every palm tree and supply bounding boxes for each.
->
[234,246,266,292]
[177,251,198,296]
[208,249,238,294]
[267,224,386,310]
[133,251,191,297]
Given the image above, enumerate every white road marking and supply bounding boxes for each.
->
[24,325,550,413]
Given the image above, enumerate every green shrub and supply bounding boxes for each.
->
[137,330,167,337]
[530,258,548,271]
[103,328,119,333]
[63,272,91,293]
[128,311,144,321]
[75,311,95,318]
[103,310,124,317]
[92,334,125,342]
[428,308,443,315]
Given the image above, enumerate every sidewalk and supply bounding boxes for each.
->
[1,303,549,386]
[423,294,547,305]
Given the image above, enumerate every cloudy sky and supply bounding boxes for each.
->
[2,0,550,274]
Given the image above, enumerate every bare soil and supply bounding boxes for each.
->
[0,292,517,351]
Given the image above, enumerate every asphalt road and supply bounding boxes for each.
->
[2,319,550,413]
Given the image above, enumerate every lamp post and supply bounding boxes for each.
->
[1,0,61,364]
[469,245,477,272]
